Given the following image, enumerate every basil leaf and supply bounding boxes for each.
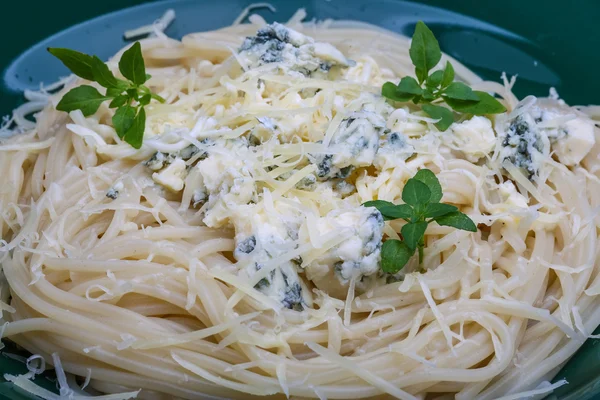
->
[139,94,152,106]
[106,88,124,97]
[434,211,477,232]
[90,56,123,89]
[123,107,146,149]
[363,201,413,221]
[381,240,414,274]
[119,42,147,85]
[409,21,442,84]
[443,82,480,101]
[382,82,414,102]
[402,179,431,206]
[47,48,95,81]
[401,221,428,250]
[397,76,423,95]
[56,85,111,116]
[112,105,136,139]
[422,88,435,102]
[424,203,458,218]
[109,95,129,108]
[422,104,454,131]
[445,91,507,115]
[413,169,443,203]
[441,61,455,88]
[426,70,443,89]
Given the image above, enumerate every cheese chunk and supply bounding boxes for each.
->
[451,116,496,162]
[553,117,595,166]
[152,158,187,191]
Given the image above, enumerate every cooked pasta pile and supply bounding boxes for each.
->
[1,8,600,400]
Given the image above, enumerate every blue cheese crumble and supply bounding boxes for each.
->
[233,204,310,310]
[313,112,385,179]
[306,207,384,285]
[238,22,353,77]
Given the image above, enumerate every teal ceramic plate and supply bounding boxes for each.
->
[0,1,599,399]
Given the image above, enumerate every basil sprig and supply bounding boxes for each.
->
[364,169,477,274]
[382,21,506,131]
[48,42,164,149]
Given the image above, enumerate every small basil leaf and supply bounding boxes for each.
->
[401,221,428,251]
[426,70,443,89]
[402,179,431,206]
[434,211,477,232]
[441,61,455,88]
[145,73,152,81]
[424,203,458,218]
[109,95,129,108]
[123,107,146,149]
[119,42,147,85]
[422,104,454,131]
[106,88,124,97]
[112,105,136,139]
[139,94,152,106]
[56,85,110,116]
[47,48,95,81]
[90,56,122,89]
[412,169,443,203]
[422,88,435,102]
[126,88,139,99]
[409,21,442,84]
[397,76,423,95]
[445,91,507,115]
[363,201,413,221]
[382,82,414,102]
[381,240,415,274]
[443,82,480,101]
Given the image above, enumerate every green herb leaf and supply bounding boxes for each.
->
[363,201,413,221]
[426,70,444,89]
[443,82,480,101]
[47,48,95,81]
[112,105,136,139]
[109,95,129,108]
[422,88,435,102]
[424,203,458,218]
[434,211,477,232]
[381,240,415,273]
[402,179,431,206]
[409,21,442,84]
[440,61,455,88]
[122,107,146,149]
[397,76,423,96]
[90,56,125,89]
[422,104,454,131]
[106,88,124,97]
[382,82,414,102]
[445,91,507,115]
[401,221,428,250]
[119,42,147,85]
[413,169,443,203]
[139,94,152,106]
[56,85,111,116]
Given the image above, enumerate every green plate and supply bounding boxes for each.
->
[0,1,599,399]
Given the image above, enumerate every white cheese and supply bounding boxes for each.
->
[152,158,187,191]
[552,117,595,166]
[450,116,496,162]
[306,207,384,285]
[314,112,385,179]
